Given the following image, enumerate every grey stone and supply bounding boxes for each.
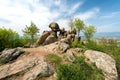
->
[66,49,75,62]
[0,47,24,63]
[37,31,50,45]
[43,35,57,45]
[84,50,118,80]
[58,42,70,52]
[0,56,54,80]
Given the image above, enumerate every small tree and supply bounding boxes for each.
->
[22,21,39,44]
[83,25,96,42]
[74,18,85,37]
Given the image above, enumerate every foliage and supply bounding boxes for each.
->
[46,54,62,70]
[71,41,82,48]
[83,25,96,42]
[85,40,104,52]
[74,18,85,37]
[57,56,104,80]
[22,21,39,44]
[0,27,24,51]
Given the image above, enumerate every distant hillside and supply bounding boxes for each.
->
[81,32,120,40]
[94,32,120,38]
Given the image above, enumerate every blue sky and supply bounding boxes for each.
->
[0,0,120,35]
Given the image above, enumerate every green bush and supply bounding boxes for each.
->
[71,41,82,48]
[57,56,104,80]
[46,54,62,69]
[0,27,25,51]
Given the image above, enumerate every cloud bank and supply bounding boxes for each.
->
[0,0,100,35]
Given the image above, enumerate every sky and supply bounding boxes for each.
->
[0,0,120,35]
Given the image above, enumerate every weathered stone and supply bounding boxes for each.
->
[84,50,118,80]
[49,22,60,32]
[58,42,70,52]
[37,31,50,45]
[59,28,67,38]
[50,31,57,38]
[66,49,75,62]
[0,56,54,80]
[43,35,57,45]
[0,47,24,63]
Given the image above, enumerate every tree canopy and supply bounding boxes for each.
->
[22,21,39,44]
[83,25,96,41]
[0,27,24,51]
[74,18,85,37]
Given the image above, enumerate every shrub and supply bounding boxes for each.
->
[71,41,82,48]
[57,56,104,80]
[46,54,62,70]
[0,27,24,51]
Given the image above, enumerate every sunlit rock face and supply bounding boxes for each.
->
[84,50,118,80]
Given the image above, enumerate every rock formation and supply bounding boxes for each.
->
[37,22,79,46]
[84,50,118,80]
[0,47,24,63]
[0,56,54,80]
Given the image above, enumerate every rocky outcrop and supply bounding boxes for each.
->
[66,49,75,62]
[37,22,78,46]
[58,42,70,52]
[0,56,54,80]
[49,22,60,32]
[84,50,118,80]
[0,47,24,63]
[65,48,83,62]
[43,35,57,45]
[37,31,51,45]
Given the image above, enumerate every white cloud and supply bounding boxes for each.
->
[0,0,100,35]
[100,11,120,19]
[97,22,120,32]
[74,8,100,20]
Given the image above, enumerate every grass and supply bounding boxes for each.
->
[45,54,62,70]
[57,56,104,80]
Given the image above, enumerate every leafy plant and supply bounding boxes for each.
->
[83,25,96,42]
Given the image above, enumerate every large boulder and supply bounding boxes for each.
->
[0,47,24,63]
[37,31,50,45]
[0,56,54,80]
[84,50,118,80]
[43,35,57,45]
[49,22,60,32]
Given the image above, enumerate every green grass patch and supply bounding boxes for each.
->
[57,56,104,80]
[46,54,62,70]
